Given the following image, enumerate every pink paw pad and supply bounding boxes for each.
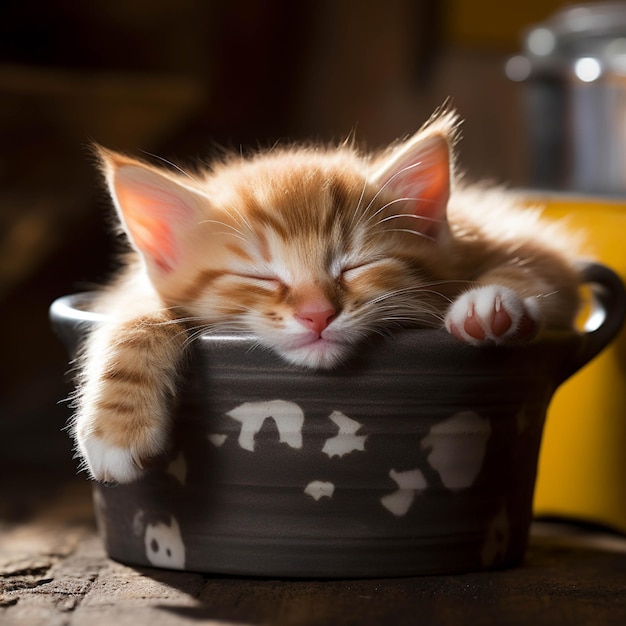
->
[445,286,539,345]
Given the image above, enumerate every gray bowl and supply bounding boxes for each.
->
[50,262,626,577]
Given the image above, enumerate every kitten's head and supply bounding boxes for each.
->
[98,110,459,368]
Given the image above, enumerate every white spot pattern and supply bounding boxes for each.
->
[167,452,187,484]
[481,507,510,567]
[422,411,491,491]
[226,400,304,452]
[380,468,428,516]
[304,481,335,500]
[208,433,227,447]
[321,410,367,458]
[132,509,145,536]
[220,402,492,515]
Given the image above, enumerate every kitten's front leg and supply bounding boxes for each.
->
[74,309,186,483]
[445,284,540,345]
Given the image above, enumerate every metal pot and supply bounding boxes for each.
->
[507,3,626,193]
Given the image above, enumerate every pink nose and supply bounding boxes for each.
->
[294,308,336,335]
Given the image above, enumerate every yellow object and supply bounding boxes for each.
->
[446,0,563,48]
[533,195,626,532]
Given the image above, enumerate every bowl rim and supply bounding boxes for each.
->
[50,257,626,383]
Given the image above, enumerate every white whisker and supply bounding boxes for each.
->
[348,176,370,233]
[363,160,425,216]
[197,219,247,238]
[139,151,200,183]
[349,165,425,234]
[365,197,419,225]
[382,228,435,241]
[218,200,255,233]
[377,211,444,225]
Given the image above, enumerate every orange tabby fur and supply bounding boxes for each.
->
[73,110,581,483]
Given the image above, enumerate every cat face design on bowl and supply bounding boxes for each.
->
[133,510,186,570]
[93,492,187,570]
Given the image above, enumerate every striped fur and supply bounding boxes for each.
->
[73,110,582,483]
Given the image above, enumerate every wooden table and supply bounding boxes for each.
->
[2,476,626,626]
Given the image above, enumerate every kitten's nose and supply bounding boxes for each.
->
[295,306,337,335]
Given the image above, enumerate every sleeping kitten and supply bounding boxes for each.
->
[74,109,581,483]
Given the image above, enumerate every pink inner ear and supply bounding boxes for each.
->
[117,186,178,272]
[413,141,450,218]
[380,134,451,237]
[113,166,196,274]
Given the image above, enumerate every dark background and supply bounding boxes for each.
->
[0,0,583,494]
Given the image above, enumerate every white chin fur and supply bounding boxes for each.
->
[78,435,143,484]
[278,339,351,369]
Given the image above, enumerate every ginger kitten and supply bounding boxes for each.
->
[73,110,581,483]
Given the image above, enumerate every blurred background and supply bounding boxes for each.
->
[1,1,624,508]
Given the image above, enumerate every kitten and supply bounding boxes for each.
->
[73,109,581,484]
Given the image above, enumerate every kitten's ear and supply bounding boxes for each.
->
[97,147,202,275]
[370,110,458,238]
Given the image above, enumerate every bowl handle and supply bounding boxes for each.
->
[563,261,626,380]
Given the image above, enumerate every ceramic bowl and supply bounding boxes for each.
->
[50,262,626,577]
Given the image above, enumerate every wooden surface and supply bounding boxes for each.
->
[2,477,626,625]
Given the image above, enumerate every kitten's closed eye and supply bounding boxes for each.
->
[340,260,387,281]
[236,262,388,286]
[233,273,283,287]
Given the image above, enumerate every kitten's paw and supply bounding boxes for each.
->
[75,417,167,484]
[78,435,143,484]
[445,285,539,345]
